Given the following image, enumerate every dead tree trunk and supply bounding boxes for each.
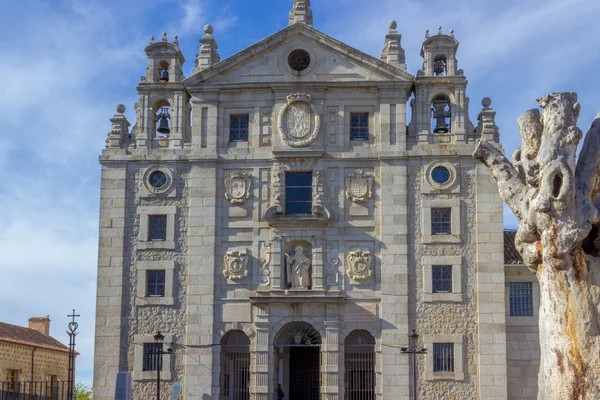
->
[474,92,600,399]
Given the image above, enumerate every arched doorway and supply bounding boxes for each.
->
[219,331,250,400]
[274,322,321,400]
[344,330,375,400]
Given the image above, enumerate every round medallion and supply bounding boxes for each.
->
[431,166,450,184]
[288,49,311,72]
[149,171,168,189]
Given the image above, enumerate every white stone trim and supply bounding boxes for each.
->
[421,198,461,244]
[423,334,464,381]
[138,206,177,250]
[136,261,175,306]
[422,256,462,302]
[422,161,460,194]
[133,334,173,381]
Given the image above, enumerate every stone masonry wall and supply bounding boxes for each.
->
[0,342,69,382]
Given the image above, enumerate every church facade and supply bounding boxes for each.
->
[93,1,540,399]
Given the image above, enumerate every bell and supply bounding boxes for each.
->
[159,68,169,82]
[157,116,170,134]
[433,119,449,133]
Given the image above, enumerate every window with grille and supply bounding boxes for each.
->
[432,265,452,293]
[344,330,375,400]
[431,208,451,235]
[147,270,166,297]
[509,282,533,316]
[220,331,250,400]
[433,343,454,372]
[143,343,163,371]
[230,115,249,142]
[149,215,167,241]
[350,113,369,141]
[285,172,313,215]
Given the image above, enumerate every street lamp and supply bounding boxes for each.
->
[153,331,172,400]
[400,329,427,400]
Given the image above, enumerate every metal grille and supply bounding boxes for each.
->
[143,343,163,371]
[509,282,534,316]
[276,322,322,346]
[148,215,167,240]
[431,208,451,235]
[433,343,454,372]
[288,49,311,71]
[220,331,250,400]
[230,115,249,142]
[432,265,452,293]
[350,113,369,141]
[1,381,68,400]
[345,331,375,400]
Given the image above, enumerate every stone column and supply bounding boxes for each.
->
[475,162,508,398]
[92,164,127,400]
[323,312,341,400]
[251,309,271,400]
[184,164,217,397]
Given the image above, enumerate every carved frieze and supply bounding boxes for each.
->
[347,250,373,281]
[277,93,321,148]
[345,170,374,203]
[223,250,250,280]
[224,172,252,205]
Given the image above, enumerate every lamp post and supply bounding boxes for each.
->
[153,331,172,400]
[400,329,427,400]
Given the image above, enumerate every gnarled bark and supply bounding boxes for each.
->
[474,93,600,399]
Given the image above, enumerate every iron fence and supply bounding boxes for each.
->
[0,381,68,400]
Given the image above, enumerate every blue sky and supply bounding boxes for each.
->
[1,0,599,390]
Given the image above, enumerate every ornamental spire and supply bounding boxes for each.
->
[289,0,313,27]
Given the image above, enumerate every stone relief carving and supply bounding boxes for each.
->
[345,169,374,203]
[258,241,272,287]
[277,93,321,148]
[326,242,340,289]
[285,245,311,289]
[223,250,249,280]
[224,172,252,205]
[347,250,373,281]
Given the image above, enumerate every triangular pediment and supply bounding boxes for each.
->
[185,24,413,86]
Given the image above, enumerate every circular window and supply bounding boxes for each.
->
[431,166,450,184]
[149,171,168,189]
[288,49,311,71]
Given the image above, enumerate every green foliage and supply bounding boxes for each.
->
[74,383,93,400]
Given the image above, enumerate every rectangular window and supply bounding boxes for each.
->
[230,115,249,142]
[46,375,58,397]
[146,270,166,297]
[285,172,313,215]
[143,343,163,371]
[432,265,452,293]
[431,208,451,235]
[6,369,18,392]
[149,215,167,241]
[350,113,369,141]
[509,282,534,316]
[433,343,454,372]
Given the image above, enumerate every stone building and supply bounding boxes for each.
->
[0,317,71,394]
[93,1,541,399]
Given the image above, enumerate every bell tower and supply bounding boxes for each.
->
[289,0,313,27]
[133,32,190,148]
[410,27,474,143]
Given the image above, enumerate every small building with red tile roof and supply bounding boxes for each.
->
[0,317,71,393]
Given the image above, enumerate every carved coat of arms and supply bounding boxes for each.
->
[224,172,252,205]
[224,250,249,280]
[277,93,321,148]
[347,250,373,281]
[345,170,374,203]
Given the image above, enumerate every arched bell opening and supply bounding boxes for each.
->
[219,331,250,400]
[157,60,170,82]
[274,322,322,400]
[430,94,452,134]
[153,100,172,138]
[433,55,447,77]
[344,330,375,400]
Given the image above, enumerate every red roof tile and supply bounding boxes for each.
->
[504,230,524,265]
[0,321,69,353]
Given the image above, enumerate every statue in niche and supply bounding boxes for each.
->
[285,246,311,289]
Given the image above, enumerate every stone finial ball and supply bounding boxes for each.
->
[204,25,214,35]
[116,104,126,114]
[389,20,397,30]
[482,97,492,107]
